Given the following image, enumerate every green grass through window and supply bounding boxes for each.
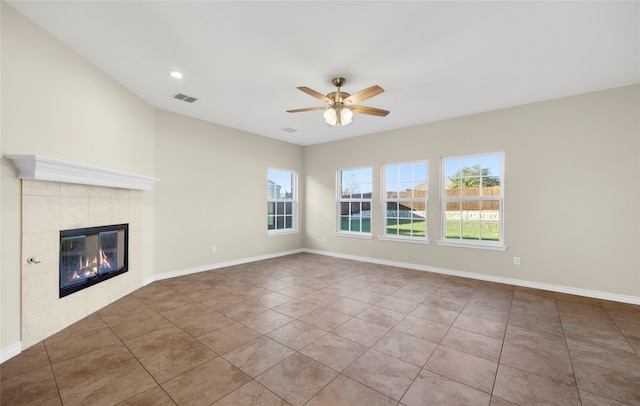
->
[339,218,499,240]
[445,221,499,241]
[386,219,426,237]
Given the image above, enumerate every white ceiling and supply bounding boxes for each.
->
[8,1,640,146]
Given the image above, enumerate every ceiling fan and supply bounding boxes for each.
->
[287,77,389,126]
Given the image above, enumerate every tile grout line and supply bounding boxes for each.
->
[553,292,583,405]
[488,283,516,404]
[41,339,64,405]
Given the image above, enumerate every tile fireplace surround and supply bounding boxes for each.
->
[20,179,143,348]
[7,154,159,349]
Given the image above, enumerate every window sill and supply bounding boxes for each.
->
[378,236,429,245]
[267,229,299,237]
[436,239,507,251]
[334,232,373,240]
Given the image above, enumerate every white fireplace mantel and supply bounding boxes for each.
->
[5,154,160,191]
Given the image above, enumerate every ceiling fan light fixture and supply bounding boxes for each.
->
[324,108,338,126]
[340,107,353,125]
[324,106,353,126]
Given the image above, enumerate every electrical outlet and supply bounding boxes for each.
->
[322,236,326,243]
[211,245,216,253]
[513,257,520,265]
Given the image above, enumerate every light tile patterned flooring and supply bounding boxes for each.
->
[2,253,640,405]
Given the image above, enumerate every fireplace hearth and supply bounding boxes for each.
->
[59,223,128,298]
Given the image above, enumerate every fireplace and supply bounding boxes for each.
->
[59,223,128,298]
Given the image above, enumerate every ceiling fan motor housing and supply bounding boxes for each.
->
[328,92,350,104]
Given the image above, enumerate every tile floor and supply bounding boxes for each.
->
[1,253,639,405]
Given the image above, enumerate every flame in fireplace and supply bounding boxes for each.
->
[99,246,112,270]
[69,246,112,282]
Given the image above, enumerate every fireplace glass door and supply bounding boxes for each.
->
[59,224,128,297]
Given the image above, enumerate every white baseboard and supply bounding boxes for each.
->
[303,249,640,305]
[1,341,22,364]
[143,248,305,286]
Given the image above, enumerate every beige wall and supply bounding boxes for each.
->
[304,84,640,299]
[153,110,303,275]
[1,3,156,351]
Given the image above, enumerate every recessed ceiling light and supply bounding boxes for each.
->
[169,71,183,79]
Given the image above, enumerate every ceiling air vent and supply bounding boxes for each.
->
[173,93,198,103]
[281,127,297,133]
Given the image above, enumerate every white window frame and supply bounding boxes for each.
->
[336,167,373,239]
[438,152,506,251]
[267,168,298,236]
[379,160,429,244]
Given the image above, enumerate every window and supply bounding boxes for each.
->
[440,153,505,250]
[337,167,373,235]
[382,161,428,241]
[267,169,296,234]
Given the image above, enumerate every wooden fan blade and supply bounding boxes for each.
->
[287,107,327,113]
[351,105,390,117]
[343,85,384,104]
[297,87,331,103]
